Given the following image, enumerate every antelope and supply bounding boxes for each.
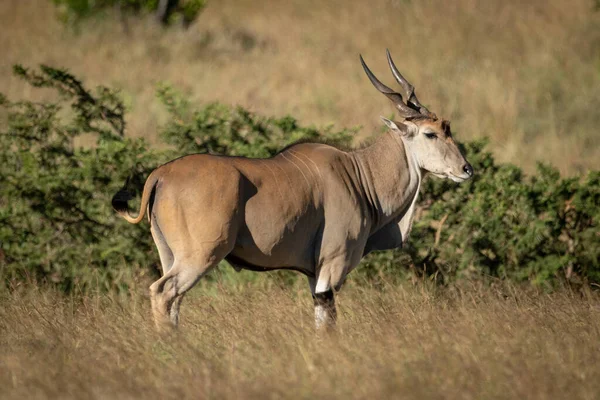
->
[112,50,473,331]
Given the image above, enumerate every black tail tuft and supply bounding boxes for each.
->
[111,177,134,214]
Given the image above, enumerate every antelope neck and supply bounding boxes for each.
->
[350,132,422,232]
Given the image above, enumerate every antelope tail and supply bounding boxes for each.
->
[112,170,161,224]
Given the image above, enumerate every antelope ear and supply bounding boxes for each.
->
[380,117,414,137]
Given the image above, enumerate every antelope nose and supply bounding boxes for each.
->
[463,163,474,177]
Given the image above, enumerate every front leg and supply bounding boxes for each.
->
[308,276,337,330]
[314,288,337,330]
[308,248,364,330]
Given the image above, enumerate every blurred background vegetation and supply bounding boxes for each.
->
[1,0,600,292]
[52,0,207,27]
[3,0,600,174]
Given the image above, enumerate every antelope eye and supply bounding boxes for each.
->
[424,132,436,139]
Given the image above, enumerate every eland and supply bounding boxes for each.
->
[112,50,473,331]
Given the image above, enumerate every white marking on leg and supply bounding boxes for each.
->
[315,304,329,330]
[315,278,330,294]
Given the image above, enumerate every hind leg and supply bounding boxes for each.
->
[151,222,174,275]
[149,221,239,330]
[149,252,222,331]
[169,294,185,326]
[147,167,243,331]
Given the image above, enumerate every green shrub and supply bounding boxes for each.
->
[156,83,356,158]
[0,65,166,292]
[52,0,207,27]
[397,144,599,288]
[0,65,598,293]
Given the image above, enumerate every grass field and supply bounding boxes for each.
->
[2,0,600,174]
[1,281,599,399]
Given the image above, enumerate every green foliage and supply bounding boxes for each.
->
[52,0,206,27]
[1,66,599,293]
[156,84,356,158]
[0,65,164,291]
[402,142,600,287]
[179,0,207,25]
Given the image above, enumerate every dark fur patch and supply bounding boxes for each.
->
[111,179,134,213]
[441,120,452,136]
[312,289,334,303]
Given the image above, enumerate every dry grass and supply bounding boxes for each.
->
[2,0,600,174]
[1,280,599,399]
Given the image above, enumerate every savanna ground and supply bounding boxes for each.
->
[2,0,600,398]
[1,281,600,399]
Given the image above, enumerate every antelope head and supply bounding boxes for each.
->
[361,50,473,183]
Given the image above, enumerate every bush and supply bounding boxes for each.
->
[52,0,207,27]
[0,65,598,293]
[156,83,356,158]
[0,65,166,292]
[409,145,600,287]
